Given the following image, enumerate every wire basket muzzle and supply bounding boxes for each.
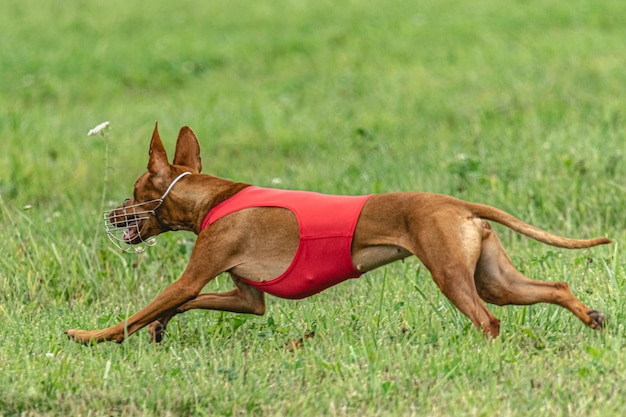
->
[103,199,161,253]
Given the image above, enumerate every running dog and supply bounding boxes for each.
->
[66,124,611,344]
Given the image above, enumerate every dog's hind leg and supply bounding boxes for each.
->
[473,221,604,330]
[148,276,266,342]
[410,218,502,337]
[427,265,502,337]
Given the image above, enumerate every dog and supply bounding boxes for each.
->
[65,124,611,344]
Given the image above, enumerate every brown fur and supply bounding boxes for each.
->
[66,124,611,344]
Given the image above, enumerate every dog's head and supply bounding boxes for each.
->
[104,123,203,252]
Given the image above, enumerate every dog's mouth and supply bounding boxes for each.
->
[122,220,140,243]
[103,199,161,253]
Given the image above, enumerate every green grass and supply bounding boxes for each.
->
[1,0,625,415]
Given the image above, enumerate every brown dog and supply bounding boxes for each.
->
[66,124,611,344]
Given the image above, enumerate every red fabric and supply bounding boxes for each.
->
[201,186,372,299]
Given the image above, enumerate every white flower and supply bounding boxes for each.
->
[88,121,110,136]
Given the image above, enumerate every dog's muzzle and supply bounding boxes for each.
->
[102,171,192,253]
[103,198,161,253]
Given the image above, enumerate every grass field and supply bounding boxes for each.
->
[1,0,625,415]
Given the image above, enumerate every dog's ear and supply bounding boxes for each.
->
[148,122,170,175]
[173,126,203,173]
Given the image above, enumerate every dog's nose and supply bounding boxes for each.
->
[108,199,135,227]
[108,209,126,227]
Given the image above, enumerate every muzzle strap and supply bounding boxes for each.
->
[161,171,193,199]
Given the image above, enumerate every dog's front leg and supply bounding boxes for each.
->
[148,276,266,342]
[66,238,233,344]
[65,273,206,344]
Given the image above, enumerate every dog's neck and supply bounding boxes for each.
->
[158,174,250,234]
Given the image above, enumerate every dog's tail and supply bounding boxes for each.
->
[468,203,612,249]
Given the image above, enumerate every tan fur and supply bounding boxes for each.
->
[66,124,611,344]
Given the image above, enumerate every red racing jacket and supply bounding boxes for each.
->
[201,186,372,299]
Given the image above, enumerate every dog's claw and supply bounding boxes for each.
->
[587,310,605,330]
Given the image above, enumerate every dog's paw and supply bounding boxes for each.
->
[65,329,98,345]
[65,329,121,344]
[587,310,605,330]
[147,321,166,343]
